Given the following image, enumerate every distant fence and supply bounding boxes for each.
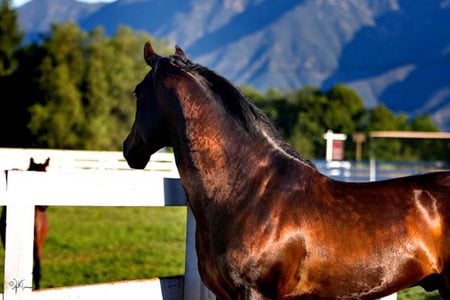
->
[316,160,449,182]
[0,148,214,300]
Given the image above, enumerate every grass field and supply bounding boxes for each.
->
[0,206,442,299]
[0,206,187,290]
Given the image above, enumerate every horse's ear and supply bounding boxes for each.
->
[144,41,159,67]
[175,45,186,59]
[44,158,50,167]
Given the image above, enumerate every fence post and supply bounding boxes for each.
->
[163,178,214,300]
[370,158,376,182]
[184,208,216,300]
[184,207,217,300]
[3,171,35,299]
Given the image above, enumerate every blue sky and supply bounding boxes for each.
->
[13,0,117,7]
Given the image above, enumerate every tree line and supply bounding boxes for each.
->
[243,86,448,161]
[1,0,171,149]
[0,0,448,161]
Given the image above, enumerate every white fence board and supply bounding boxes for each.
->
[31,278,182,300]
[2,170,171,207]
[0,148,177,174]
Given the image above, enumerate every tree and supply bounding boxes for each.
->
[289,86,328,158]
[366,110,450,161]
[27,23,172,150]
[0,0,28,146]
[324,84,365,159]
[0,43,46,147]
[285,85,366,159]
[82,26,156,150]
[406,115,447,161]
[366,104,410,160]
[28,23,86,148]
[0,0,22,76]
[82,27,111,149]
[324,84,364,133]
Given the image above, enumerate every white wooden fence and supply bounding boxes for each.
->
[0,148,214,300]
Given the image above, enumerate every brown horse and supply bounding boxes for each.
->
[1,157,49,290]
[123,42,450,299]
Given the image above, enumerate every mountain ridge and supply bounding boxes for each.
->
[17,0,450,130]
[19,0,105,33]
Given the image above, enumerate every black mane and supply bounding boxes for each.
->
[169,55,315,168]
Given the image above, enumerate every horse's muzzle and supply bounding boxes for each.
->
[123,130,151,169]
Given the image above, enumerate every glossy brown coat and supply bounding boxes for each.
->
[124,42,450,299]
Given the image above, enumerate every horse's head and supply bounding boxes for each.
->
[28,157,50,172]
[123,42,187,169]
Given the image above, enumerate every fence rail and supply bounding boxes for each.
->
[0,148,176,173]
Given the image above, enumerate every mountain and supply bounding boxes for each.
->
[17,0,450,130]
[324,0,450,130]
[18,0,105,40]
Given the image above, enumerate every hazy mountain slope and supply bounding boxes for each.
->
[194,1,397,90]
[17,0,450,129]
[80,0,190,37]
[19,0,104,33]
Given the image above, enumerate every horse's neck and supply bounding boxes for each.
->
[170,91,297,213]
[173,101,252,197]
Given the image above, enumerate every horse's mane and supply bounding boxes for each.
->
[169,55,315,168]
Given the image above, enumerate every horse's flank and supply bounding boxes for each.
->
[124,42,450,299]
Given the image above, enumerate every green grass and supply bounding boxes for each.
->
[398,287,441,300]
[0,207,444,299]
[0,206,187,290]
